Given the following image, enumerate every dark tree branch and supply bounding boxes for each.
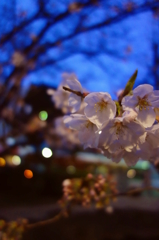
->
[30,1,159,60]
[0,12,40,44]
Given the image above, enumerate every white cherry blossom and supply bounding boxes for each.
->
[52,75,159,167]
[120,150,140,166]
[98,110,145,152]
[48,73,72,113]
[66,75,83,113]
[122,84,159,127]
[84,92,116,127]
[137,124,159,160]
[64,114,99,149]
[103,147,140,166]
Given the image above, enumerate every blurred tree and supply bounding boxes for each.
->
[0,0,159,155]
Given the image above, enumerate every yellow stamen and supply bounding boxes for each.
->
[137,96,151,111]
[85,120,93,129]
[113,122,125,139]
[94,100,107,112]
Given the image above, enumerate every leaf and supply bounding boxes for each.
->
[124,69,138,95]
[118,70,138,103]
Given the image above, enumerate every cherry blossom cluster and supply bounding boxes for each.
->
[59,173,117,209]
[49,73,159,166]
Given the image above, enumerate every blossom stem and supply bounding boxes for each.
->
[63,86,86,98]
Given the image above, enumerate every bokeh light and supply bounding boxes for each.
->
[96,165,107,174]
[0,157,6,167]
[6,137,15,146]
[127,169,136,179]
[24,169,33,179]
[42,147,53,158]
[39,111,48,121]
[105,206,114,214]
[66,165,76,174]
[141,161,149,170]
[11,155,21,166]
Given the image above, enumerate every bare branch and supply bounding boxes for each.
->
[26,211,63,230]
[0,12,40,44]
[25,186,159,230]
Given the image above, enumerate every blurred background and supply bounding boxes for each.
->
[0,0,159,239]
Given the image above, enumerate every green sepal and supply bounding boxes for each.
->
[115,101,122,116]
[118,69,138,103]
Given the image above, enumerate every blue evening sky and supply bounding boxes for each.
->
[0,0,159,99]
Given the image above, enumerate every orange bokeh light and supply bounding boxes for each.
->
[0,157,6,167]
[24,169,33,179]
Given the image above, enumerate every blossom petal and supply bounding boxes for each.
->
[78,125,99,149]
[123,151,139,166]
[69,93,82,113]
[66,77,82,92]
[133,84,153,98]
[122,95,138,110]
[84,92,111,106]
[63,114,87,130]
[98,120,117,148]
[147,132,159,148]
[64,114,99,149]
[147,92,159,108]
[84,92,116,127]
[137,107,156,128]
[124,120,145,137]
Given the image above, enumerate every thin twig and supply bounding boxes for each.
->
[23,186,159,231]
[63,86,85,98]
[26,211,63,230]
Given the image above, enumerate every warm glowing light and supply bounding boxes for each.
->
[99,131,102,134]
[62,179,72,187]
[105,206,113,214]
[12,155,21,165]
[39,111,48,121]
[24,169,33,179]
[42,147,53,158]
[66,165,76,174]
[127,169,136,178]
[0,158,6,167]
